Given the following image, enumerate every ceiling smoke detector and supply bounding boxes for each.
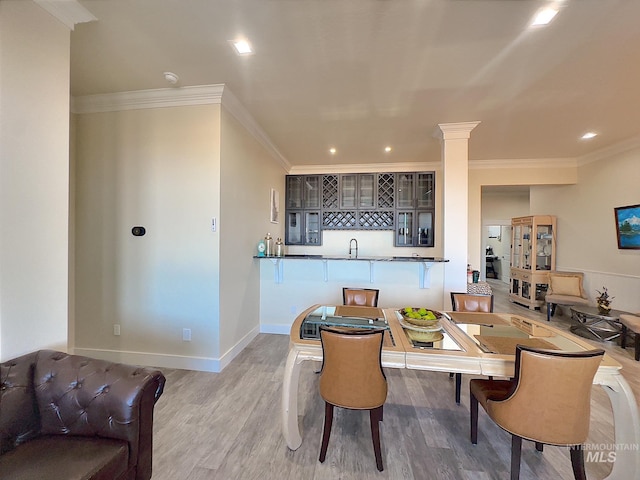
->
[163,72,179,86]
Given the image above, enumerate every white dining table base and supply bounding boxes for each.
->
[282,344,640,479]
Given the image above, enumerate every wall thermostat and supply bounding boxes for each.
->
[132,226,146,237]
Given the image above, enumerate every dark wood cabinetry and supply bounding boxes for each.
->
[285,172,435,246]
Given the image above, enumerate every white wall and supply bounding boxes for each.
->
[531,149,640,312]
[74,104,222,370]
[468,162,578,275]
[0,1,70,360]
[218,107,287,358]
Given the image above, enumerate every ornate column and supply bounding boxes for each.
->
[436,122,480,304]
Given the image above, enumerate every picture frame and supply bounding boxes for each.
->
[614,203,640,249]
[270,188,280,224]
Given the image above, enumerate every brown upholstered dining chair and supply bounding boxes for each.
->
[450,292,494,313]
[470,346,604,480]
[449,292,494,403]
[343,287,379,307]
[545,271,589,321]
[318,326,387,471]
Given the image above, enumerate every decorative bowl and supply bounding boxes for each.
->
[400,308,442,327]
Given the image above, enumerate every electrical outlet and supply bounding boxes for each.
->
[182,328,191,342]
[113,324,120,336]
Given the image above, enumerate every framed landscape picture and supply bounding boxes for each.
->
[614,203,640,249]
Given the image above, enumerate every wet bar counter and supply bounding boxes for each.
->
[255,254,448,286]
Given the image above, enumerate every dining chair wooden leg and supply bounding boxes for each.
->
[470,392,478,444]
[620,324,628,349]
[535,442,544,452]
[634,333,640,361]
[319,402,334,463]
[570,446,587,480]
[510,435,523,480]
[455,373,462,404]
[369,406,384,471]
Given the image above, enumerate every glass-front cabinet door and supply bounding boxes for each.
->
[396,173,414,208]
[305,212,320,244]
[416,173,434,208]
[286,176,303,209]
[535,223,554,270]
[303,176,320,209]
[396,211,413,246]
[522,224,532,269]
[416,211,433,246]
[340,174,357,208]
[512,224,522,269]
[286,211,303,244]
[359,174,375,208]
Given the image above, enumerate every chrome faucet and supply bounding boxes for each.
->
[349,238,358,258]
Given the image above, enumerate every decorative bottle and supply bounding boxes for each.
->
[265,233,273,257]
[275,238,284,257]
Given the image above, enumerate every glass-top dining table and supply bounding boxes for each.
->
[282,305,640,480]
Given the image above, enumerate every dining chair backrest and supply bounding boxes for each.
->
[343,288,379,307]
[450,292,494,312]
[487,346,604,445]
[318,326,387,409]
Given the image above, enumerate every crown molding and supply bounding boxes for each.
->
[435,121,481,140]
[578,134,640,166]
[220,87,291,171]
[71,85,225,113]
[71,84,290,170]
[34,0,97,30]
[469,157,578,170]
[289,161,441,175]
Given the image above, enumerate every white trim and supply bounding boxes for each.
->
[71,84,225,114]
[220,87,291,171]
[218,326,260,371]
[72,327,260,373]
[470,157,578,169]
[72,347,222,372]
[556,267,640,281]
[579,134,640,166]
[35,0,97,30]
[71,84,291,171]
[289,161,441,175]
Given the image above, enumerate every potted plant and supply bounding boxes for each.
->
[595,287,614,315]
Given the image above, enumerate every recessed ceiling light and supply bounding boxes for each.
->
[581,132,597,140]
[531,7,559,26]
[329,147,337,155]
[230,39,253,55]
[384,146,392,153]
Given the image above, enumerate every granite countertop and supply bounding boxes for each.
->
[255,254,448,262]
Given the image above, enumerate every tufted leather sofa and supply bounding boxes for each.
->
[0,350,166,480]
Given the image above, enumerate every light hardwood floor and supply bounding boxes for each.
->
[152,280,640,479]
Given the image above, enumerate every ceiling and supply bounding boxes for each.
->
[69,0,640,169]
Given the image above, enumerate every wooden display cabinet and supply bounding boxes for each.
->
[509,215,556,309]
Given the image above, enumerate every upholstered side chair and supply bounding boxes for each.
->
[470,346,604,480]
[342,287,380,307]
[619,313,640,361]
[545,271,589,321]
[318,326,388,471]
[449,292,494,404]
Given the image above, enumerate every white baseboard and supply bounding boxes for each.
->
[73,326,261,373]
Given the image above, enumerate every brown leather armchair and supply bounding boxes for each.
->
[0,350,165,480]
[318,326,387,471]
[449,292,494,403]
[342,287,379,307]
[470,346,604,480]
